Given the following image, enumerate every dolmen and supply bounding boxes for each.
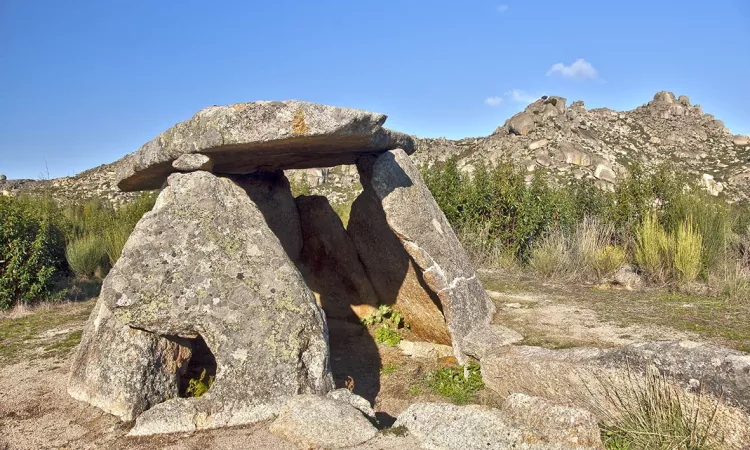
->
[68,100,496,435]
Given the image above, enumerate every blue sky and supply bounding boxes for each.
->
[1,0,748,180]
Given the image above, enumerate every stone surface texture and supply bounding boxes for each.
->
[100,171,332,433]
[116,100,415,191]
[68,297,190,422]
[295,194,379,319]
[360,149,495,363]
[171,153,214,172]
[601,340,750,411]
[326,388,376,418]
[347,186,452,345]
[461,324,524,360]
[268,395,378,449]
[393,400,602,450]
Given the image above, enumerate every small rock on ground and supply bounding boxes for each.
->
[269,394,378,448]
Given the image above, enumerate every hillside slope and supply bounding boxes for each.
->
[2,91,748,204]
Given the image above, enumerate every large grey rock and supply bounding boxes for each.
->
[95,170,332,434]
[502,393,603,448]
[481,341,750,414]
[295,195,379,319]
[394,400,602,450]
[116,100,415,191]
[507,111,535,135]
[359,149,495,363]
[68,297,190,421]
[269,395,378,448]
[348,186,452,345]
[653,91,676,103]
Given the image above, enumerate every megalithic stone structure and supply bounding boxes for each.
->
[68,100,495,435]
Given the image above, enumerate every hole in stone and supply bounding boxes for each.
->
[178,334,217,398]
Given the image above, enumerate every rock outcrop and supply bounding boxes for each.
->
[411,91,750,201]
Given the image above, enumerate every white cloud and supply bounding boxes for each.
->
[496,4,509,13]
[505,89,542,103]
[484,96,503,107]
[546,58,598,80]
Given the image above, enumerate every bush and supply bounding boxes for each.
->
[0,197,65,309]
[673,218,703,282]
[635,212,670,282]
[65,234,110,279]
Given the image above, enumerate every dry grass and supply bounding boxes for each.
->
[594,365,722,450]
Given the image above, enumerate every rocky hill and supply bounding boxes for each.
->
[411,91,750,201]
[2,91,748,205]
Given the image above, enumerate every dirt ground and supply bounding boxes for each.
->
[1,272,747,449]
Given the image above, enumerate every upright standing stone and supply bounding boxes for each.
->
[93,170,332,434]
[348,188,452,344]
[357,149,495,362]
[295,195,379,319]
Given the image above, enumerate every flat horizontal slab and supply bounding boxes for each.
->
[116,100,414,191]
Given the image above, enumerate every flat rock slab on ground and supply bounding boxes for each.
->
[393,397,602,450]
[117,100,414,191]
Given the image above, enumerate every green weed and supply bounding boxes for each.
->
[425,363,484,404]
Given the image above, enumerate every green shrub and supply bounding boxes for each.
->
[673,218,703,282]
[186,368,214,398]
[361,304,409,329]
[0,197,65,309]
[374,324,402,347]
[635,212,670,282]
[66,234,110,278]
[426,363,484,404]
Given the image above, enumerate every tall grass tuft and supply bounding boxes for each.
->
[594,245,627,279]
[635,212,670,282]
[599,365,721,450]
[529,229,570,278]
[673,218,703,282]
[65,234,109,279]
